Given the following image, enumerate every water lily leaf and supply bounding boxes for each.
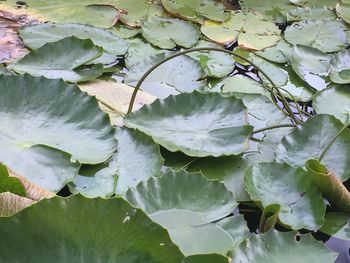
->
[259,204,281,233]
[125,54,205,98]
[286,45,332,91]
[0,195,184,262]
[305,159,350,212]
[286,7,337,21]
[160,0,228,24]
[115,0,155,27]
[284,20,349,53]
[231,230,338,262]
[255,39,292,64]
[115,128,164,195]
[329,49,350,84]
[187,156,251,201]
[19,22,129,60]
[79,80,156,126]
[337,1,350,25]
[320,212,350,241]
[245,162,325,230]
[185,40,235,78]
[124,92,253,157]
[0,74,116,191]
[141,17,199,49]
[0,0,120,28]
[182,254,229,263]
[275,115,350,181]
[0,164,55,217]
[112,24,141,38]
[125,170,237,229]
[9,37,104,83]
[289,0,337,7]
[313,84,350,124]
[201,11,281,50]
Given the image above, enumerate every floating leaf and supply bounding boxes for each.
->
[276,115,350,181]
[245,162,325,230]
[125,170,237,229]
[112,24,141,39]
[0,75,116,191]
[259,204,281,233]
[124,92,253,157]
[115,0,155,27]
[201,11,281,50]
[289,0,337,7]
[287,7,337,21]
[115,128,164,195]
[231,230,338,262]
[255,39,292,64]
[336,1,350,25]
[305,159,350,212]
[141,17,199,49]
[286,45,331,91]
[9,37,104,83]
[329,49,350,84]
[313,84,350,124]
[0,195,184,262]
[320,212,350,241]
[183,254,229,263]
[284,20,349,53]
[0,0,121,28]
[0,163,26,197]
[160,0,228,24]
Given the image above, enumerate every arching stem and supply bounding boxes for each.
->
[126,47,300,124]
[252,124,297,135]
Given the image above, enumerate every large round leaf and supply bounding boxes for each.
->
[275,115,350,181]
[286,6,337,22]
[0,75,116,191]
[329,49,350,84]
[313,84,350,124]
[255,39,292,64]
[201,11,281,50]
[9,37,104,83]
[337,1,350,25]
[125,170,237,229]
[245,163,325,230]
[232,230,338,262]
[284,20,349,53]
[124,92,253,157]
[0,195,184,262]
[160,0,228,24]
[141,17,199,49]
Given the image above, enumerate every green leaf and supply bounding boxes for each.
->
[111,24,141,39]
[0,0,120,28]
[275,115,350,181]
[259,204,281,233]
[115,128,164,195]
[320,212,350,241]
[286,7,337,22]
[284,20,349,53]
[313,84,350,124]
[231,230,338,262]
[286,45,332,91]
[0,163,26,197]
[245,162,325,230]
[125,170,237,229]
[329,49,350,84]
[124,92,253,157]
[160,0,228,24]
[289,0,337,7]
[125,55,205,98]
[0,74,116,191]
[9,37,104,83]
[255,39,292,64]
[305,159,350,212]
[201,11,281,50]
[182,254,229,263]
[0,195,184,262]
[337,1,350,25]
[141,17,199,49]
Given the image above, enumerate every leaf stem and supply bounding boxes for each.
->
[319,115,350,162]
[252,124,297,134]
[126,47,299,124]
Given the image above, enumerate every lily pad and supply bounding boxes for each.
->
[0,74,116,191]
[320,212,350,241]
[329,49,350,84]
[284,20,349,53]
[124,92,253,157]
[286,45,332,91]
[183,254,229,263]
[245,162,325,230]
[275,114,350,181]
[0,163,26,197]
[9,37,104,83]
[219,75,270,97]
[313,84,350,124]
[0,195,184,262]
[336,1,350,25]
[111,24,141,39]
[160,0,228,24]
[141,17,199,49]
[201,11,281,50]
[232,230,338,262]
[287,7,337,21]
[125,170,237,228]
[19,23,129,57]
[0,0,121,28]
[255,39,292,64]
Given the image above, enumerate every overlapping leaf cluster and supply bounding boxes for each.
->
[0,0,349,262]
